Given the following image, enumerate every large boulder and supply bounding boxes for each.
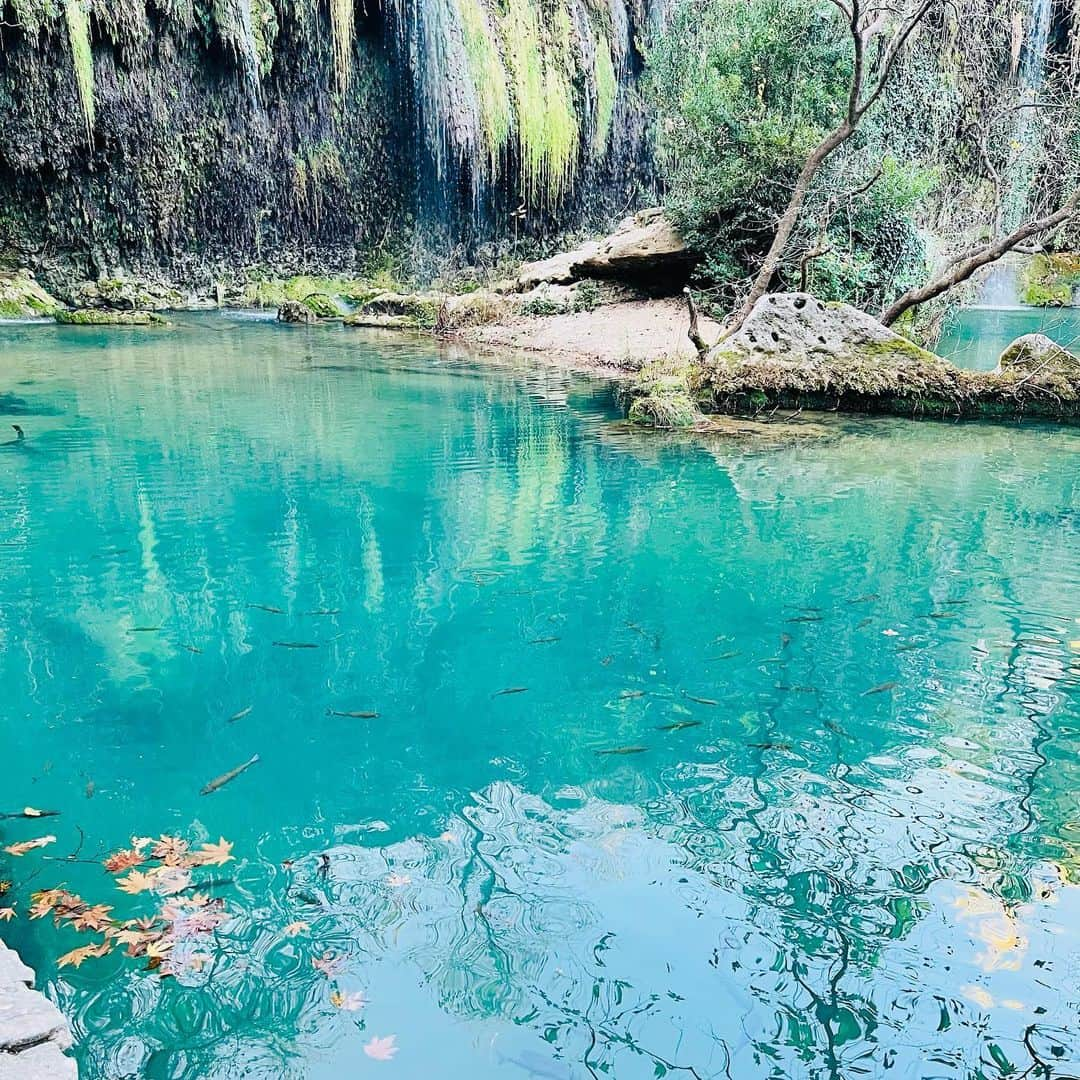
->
[0,271,60,318]
[68,277,185,312]
[712,292,940,368]
[55,308,168,326]
[277,300,317,324]
[516,244,600,290]
[570,208,694,286]
[997,333,1080,375]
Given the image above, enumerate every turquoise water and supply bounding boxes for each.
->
[937,304,1080,370]
[2,315,1080,1079]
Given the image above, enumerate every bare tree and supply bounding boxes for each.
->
[880,189,1080,324]
[715,0,941,342]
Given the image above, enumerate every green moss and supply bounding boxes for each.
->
[64,0,95,137]
[457,0,512,169]
[56,309,168,325]
[299,292,344,317]
[499,0,580,205]
[593,34,616,155]
[1021,253,1080,307]
[0,272,61,318]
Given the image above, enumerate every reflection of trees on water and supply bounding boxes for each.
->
[3,328,1080,1076]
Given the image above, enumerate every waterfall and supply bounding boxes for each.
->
[1019,0,1054,89]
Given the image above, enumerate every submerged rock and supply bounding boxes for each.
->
[0,271,60,318]
[55,308,168,326]
[997,333,1080,375]
[277,300,317,323]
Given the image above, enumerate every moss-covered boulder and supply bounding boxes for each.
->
[299,292,344,318]
[620,360,702,428]
[69,278,185,312]
[344,291,442,330]
[1020,254,1080,307]
[998,333,1080,375]
[0,271,60,318]
[55,309,168,326]
[277,300,316,323]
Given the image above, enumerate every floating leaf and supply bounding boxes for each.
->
[29,888,79,920]
[57,941,111,969]
[0,880,10,896]
[364,1035,398,1061]
[386,873,411,887]
[283,921,310,937]
[189,838,234,867]
[330,989,367,1011]
[116,870,158,895]
[69,904,114,933]
[151,836,190,864]
[4,835,56,856]
[23,807,43,817]
[313,953,343,977]
[104,849,145,874]
[0,907,14,921]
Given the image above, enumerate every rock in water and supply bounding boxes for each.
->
[571,208,695,287]
[997,333,1080,375]
[717,293,939,365]
[277,300,317,324]
[0,271,60,318]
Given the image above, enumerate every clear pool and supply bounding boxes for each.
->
[1,315,1079,1078]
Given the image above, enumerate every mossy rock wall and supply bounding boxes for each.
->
[0,0,657,286]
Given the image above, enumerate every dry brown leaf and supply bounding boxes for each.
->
[283,921,310,937]
[116,870,158,895]
[0,907,14,922]
[151,836,190,865]
[68,904,114,933]
[104,849,146,874]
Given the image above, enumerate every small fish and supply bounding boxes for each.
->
[748,740,793,751]
[848,594,879,604]
[780,634,792,649]
[200,754,260,795]
[626,622,661,650]
[304,609,341,616]
[657,720,702,731]
[327,709,380,719]
[895,643,923,652]
[599,655,614,666]
[272,641,319,649]
[182,644,203,654]
[619,689,645,699]
[707,650,741,661]
[682,691,719,706]
[856,617,873,629]
[595,745,649,756]
[862,681,898,696]
[822,720,851,739]
[756,657,784,665]
[85,780,95,799]
[529,636,561,645]
[131,626,161,633]
[775,684,817,693]
[928,611,958,620]
[229,706,252,723]
[12,424,24,441]
[786,615,823,624]
[494,687,528,696]
[249,604,286,614]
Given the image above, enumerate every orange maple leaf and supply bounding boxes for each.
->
[68,905,114,933]
[151,836,190,864]
[104,849,145,874]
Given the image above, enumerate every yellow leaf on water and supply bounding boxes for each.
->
[116,870,158,895]
[57,941,111,969]
[145,938,174,959]
[189,838,234,867]
[4,836,56,857]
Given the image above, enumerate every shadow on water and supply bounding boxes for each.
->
[0,314,1078,1078]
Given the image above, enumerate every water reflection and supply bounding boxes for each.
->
[0,316,1078,1078]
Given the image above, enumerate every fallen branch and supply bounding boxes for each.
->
[684,288,710,360]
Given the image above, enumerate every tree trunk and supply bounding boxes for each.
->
[880,191,1080,326]
[716,124,853,342]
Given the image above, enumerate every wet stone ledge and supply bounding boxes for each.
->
[0,942,76,1079]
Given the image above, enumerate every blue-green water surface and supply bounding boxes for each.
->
[2,316,1080,1079]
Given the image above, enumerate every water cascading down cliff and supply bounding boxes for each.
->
[0,0,661,282]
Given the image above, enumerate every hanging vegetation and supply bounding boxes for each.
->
[63,0,95,139]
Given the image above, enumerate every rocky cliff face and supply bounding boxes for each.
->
[0,0,659,287]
